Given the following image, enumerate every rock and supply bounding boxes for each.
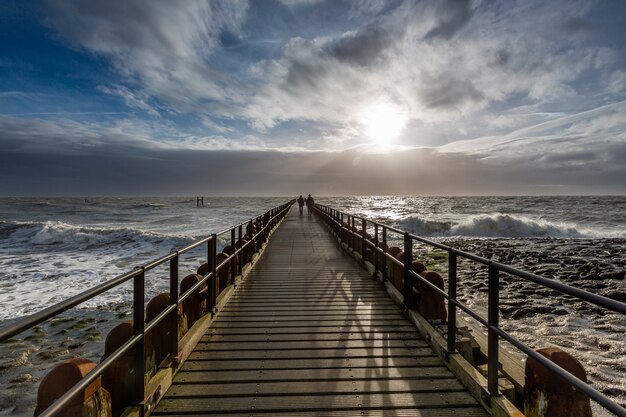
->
[605,290,626,302]
[599,271,625,280]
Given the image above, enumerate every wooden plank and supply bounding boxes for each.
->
[195,339,428,350]
[204,325,417,334]
[209,319,412,327]
[180,356,444,371]
[174,366,455,383]
[151,409,487,417]
[153,392,481,414]
[164,378,467,397]
[200,331,422,343]
[188,346,436,360]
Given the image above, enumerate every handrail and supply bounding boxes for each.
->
[313,203,626,417]
[0,199,295,417]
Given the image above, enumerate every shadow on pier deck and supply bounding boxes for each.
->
[153,209,488,416]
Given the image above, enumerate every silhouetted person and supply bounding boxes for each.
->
[297,195,304,214]
[305,194,314,216]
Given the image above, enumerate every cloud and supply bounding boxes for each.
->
[330,24,393,66]
[424,0,474,40]
[97,85,160,116]
[41,0,626,142]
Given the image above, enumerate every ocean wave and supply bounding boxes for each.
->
[127,203,166,209]
[1,220,194,250]
[395,213,615,238]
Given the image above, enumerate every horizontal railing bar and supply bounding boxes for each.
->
[144,304,178,334]
[0,268,141,341]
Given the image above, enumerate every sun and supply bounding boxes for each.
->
[359,101,408,145]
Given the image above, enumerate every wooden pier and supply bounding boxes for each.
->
[152,208,488,416]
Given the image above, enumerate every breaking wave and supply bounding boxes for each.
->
[0,220,194,251]
[396,213,620,238]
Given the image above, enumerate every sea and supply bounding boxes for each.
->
[0,196,624,416]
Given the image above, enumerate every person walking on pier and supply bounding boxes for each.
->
[306,194,314,216]
[297,195,305,215]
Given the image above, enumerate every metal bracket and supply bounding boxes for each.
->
[480,387,491,406]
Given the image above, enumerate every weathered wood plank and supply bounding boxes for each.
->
[188,346,436,360]
[153,392,481,414]
[179,356,445,371]
[200,331,422,343]
[195,339,428,350]
[174,366,455,383]
[209,319,413,327]
[164,378,467,398]
[152,409,487,417]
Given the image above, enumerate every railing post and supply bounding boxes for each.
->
[373,224,379,280]
[238,224,243,274]
[361,218,367,260]
[403,232,414,309]
[486,264,500,400]
[340,213,344,242]
[351,216,355,250]
[208,236,216,314]
[230,228,236,286]
[447,251,457,358]
[132,268,145,407]
[382,226,387,285]
[169,253,179,358]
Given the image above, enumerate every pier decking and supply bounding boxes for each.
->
[152,209,488,416]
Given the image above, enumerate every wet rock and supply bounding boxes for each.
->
[599,271,625,280]
[605,290,626,302]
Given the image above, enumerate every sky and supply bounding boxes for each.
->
[0,0,625,196]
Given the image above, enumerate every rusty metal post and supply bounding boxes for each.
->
[238,224,243,274]
[524,347,593,417]
[132,269,145,406]
[169,254,179,358]
[447,251,457,358]
[403,233,414,309]
[209,235,217,314]
[230,228,236,285]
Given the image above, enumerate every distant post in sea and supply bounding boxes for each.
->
[196,197,204,207]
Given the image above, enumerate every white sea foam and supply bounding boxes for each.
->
[396,213,624,238]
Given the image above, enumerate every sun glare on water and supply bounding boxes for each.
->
[359,101,408,146]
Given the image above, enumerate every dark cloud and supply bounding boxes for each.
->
[424,0,474,40]
[420,75,484,109]
[330,24,392,66]
[560,17,594,34]
[2,146,623,196]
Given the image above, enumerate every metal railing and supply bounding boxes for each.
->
[314,203,626,417]
[0,199,295,417]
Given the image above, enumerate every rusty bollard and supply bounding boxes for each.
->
[215,252,230,293]
[146,293,174,367]
[101,321,156,417]
[35,358,111,417]
[524,347,592,417]
[180,274,207,330]
[196,262,209,277]
[417,270,447,324]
